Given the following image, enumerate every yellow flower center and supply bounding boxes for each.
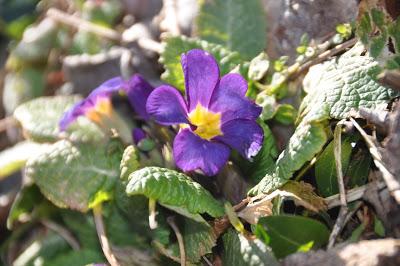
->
[86,98,113,123]
[188,103,222,140]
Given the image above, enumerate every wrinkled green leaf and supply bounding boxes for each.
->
[250,122,328,195]
[26,139,122,212]
[257,215,329,258]
[126,167,224,219]
[222,229,279,266]
[315,137,353,197]
[160,35,242,91]
[0,141,50,180]
[14,95,106,143]
[120,145,140,181]
[300,55,398,121]
[196,0,266,59]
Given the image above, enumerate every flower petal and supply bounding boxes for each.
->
[59,77,124,131]
[59,100,89,131]
[214,119,263,159]
[125,74,154,120]
[173,128,230,176]
[181,49,220,111]
[88,77,125,100]
[209,73,261,123]
[146,85,189,125]
[212,73,248,97]
[132,128,146,144]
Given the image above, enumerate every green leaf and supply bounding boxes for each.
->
[160,35,242,91]
[126,167,224,219]
[315,137,353,197]
[0,141,50,180]
[15,233,72,266]
[347,148,371,188]
[7,184,44,229]
[61,210,100,250]
[248,52,270,81]
[172,218,217,263]
[14,95,106,143]
[357,12,372,44]
[370,35,387,58]
[4,14,36,40]
[13,18,58,63]
[371,8,386,30]
[257,215,329,258]
[103,202,149,248]
[250,121,328,195]
[196,0,266,59]
[222,229,279,266]
[274,104,297,125]
[3,68,45,114]
[26,139,122,212]
[45,249,105,266]
[300,55,399,122]
[388,19,400,53]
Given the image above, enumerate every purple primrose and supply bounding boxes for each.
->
[146,49,263,176]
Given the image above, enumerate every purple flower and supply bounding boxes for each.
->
[59,74,154,131]
[146,49,263,176]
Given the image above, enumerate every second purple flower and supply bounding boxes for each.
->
[146,49,264,176]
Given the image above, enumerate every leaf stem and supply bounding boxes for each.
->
[167,216,186,266]
[93,204,120,266]
[148,198,158,229]
[328,121,349,248]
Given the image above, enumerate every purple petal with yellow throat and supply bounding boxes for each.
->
[173,128,230,176]
[59,77,125,131]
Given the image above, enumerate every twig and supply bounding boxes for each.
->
[41,219,80,250]
[47,8,121,41]
[350,118,400,204]
[93,204,120,266]
[137,38,164,54]
[47,8,163,53]
[202,256,213,266]
[325,181,386,208]
[292,38,358,79]
[328,121,349,248]
[0,116,16,133]
[167,217,186,266]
